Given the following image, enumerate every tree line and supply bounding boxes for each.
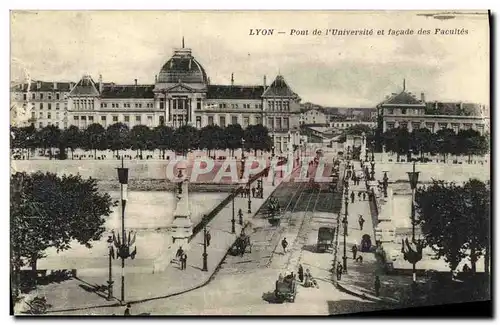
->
[10,123,274,160]
[10,172,115,295]
[343,125,489,163]
[415,179,490,276]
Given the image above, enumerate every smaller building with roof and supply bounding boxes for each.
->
[377,80,489,135]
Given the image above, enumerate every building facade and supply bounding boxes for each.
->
[10,81,73,129]
[377,85,490,136]
[10,45,302,152]
[299,108,327,125]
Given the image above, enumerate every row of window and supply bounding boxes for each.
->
[73,99,95,110]
[205,114,262,127]
[101,102,154,109]
[34,112,62,119]
[23,93,63,101]
[386,122,485,133]
[34,102,62,110]
[386,108,421,115]
[73,115,155,123]
[204,103,263,110]
[39,121,60,128]
[268,101,290,112]
[267,117,290,130]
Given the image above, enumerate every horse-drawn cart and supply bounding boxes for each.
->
[274,274,297,303]
[229,232,252,256]
[267,197,282,226]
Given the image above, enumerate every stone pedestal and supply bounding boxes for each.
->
[171,180,193,242]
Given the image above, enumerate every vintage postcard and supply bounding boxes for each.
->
[10,10,491,316]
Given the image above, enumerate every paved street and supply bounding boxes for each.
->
[35,160,389,315]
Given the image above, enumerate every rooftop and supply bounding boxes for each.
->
[206,85,264,100]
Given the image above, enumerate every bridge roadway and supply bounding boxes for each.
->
[217,162,337,275]
[81,161,384,315]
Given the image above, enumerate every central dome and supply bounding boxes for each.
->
[157,48,208,84]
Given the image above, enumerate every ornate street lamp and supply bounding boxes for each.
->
[106,235,114,301]
[202,226,208,271]
[271,145,276,186]
[402,160,424,295]
[247,183,252,214]
[231,189,236,234]
[382,171,389,198]
[371,140,375,162]
[115,158,137,304]
[342,191,349,273]
[241,138,246,179]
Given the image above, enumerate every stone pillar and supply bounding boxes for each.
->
[171,169,193,245]
[360,133,367,161]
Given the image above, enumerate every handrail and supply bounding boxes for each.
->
[189,166,271,241]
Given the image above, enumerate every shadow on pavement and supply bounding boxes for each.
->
[262,291,284,304]
[327,299,386,316]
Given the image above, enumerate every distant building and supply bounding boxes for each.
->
[377,81,489,136]
[329,121,376,130]
[10,81,73,129]
[10,43,303,152]
[299,108,327,125]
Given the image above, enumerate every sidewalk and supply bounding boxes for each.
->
[17,179,280,315]
[334,163,399,306]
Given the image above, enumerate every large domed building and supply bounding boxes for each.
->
[10,42,303,153]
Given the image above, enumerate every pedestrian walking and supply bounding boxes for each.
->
[206,229,211,247]
[281,237,288,253]
[362,192,366,201]
[240,190,244,198]
[176,246,184,265]
[298,264,304,283]
[124,303,131,316]
[375,276,381,297]
[352,244,358,260]
[358,215,365,231]
[336,262,343,280]
[181,253,187,270]
[251,187,256,198]
[351,191,355,203]
[358,191,362,200]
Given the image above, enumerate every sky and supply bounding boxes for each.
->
[10,10,490,107]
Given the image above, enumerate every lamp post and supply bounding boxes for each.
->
[116,158,136,304]
[231,190,236,234]
[106,235,114,301]
[241,138,246,179]
[342,191,349,273]
[402,160,424,295]
[202,226,208,271]
[370,161,375,181]
[371,140,375,162]
[364,134,369,163]
[271,145,275,186]
[247,183,252,214]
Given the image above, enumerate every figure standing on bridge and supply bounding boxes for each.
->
[251,187,256,198]
[336,262,343,280]
[374,276,381,297]
[180,253,187,270]
[351,191,355,203]
[124,303,131,316]
[358,215,365,231]
[281,237,288,253]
